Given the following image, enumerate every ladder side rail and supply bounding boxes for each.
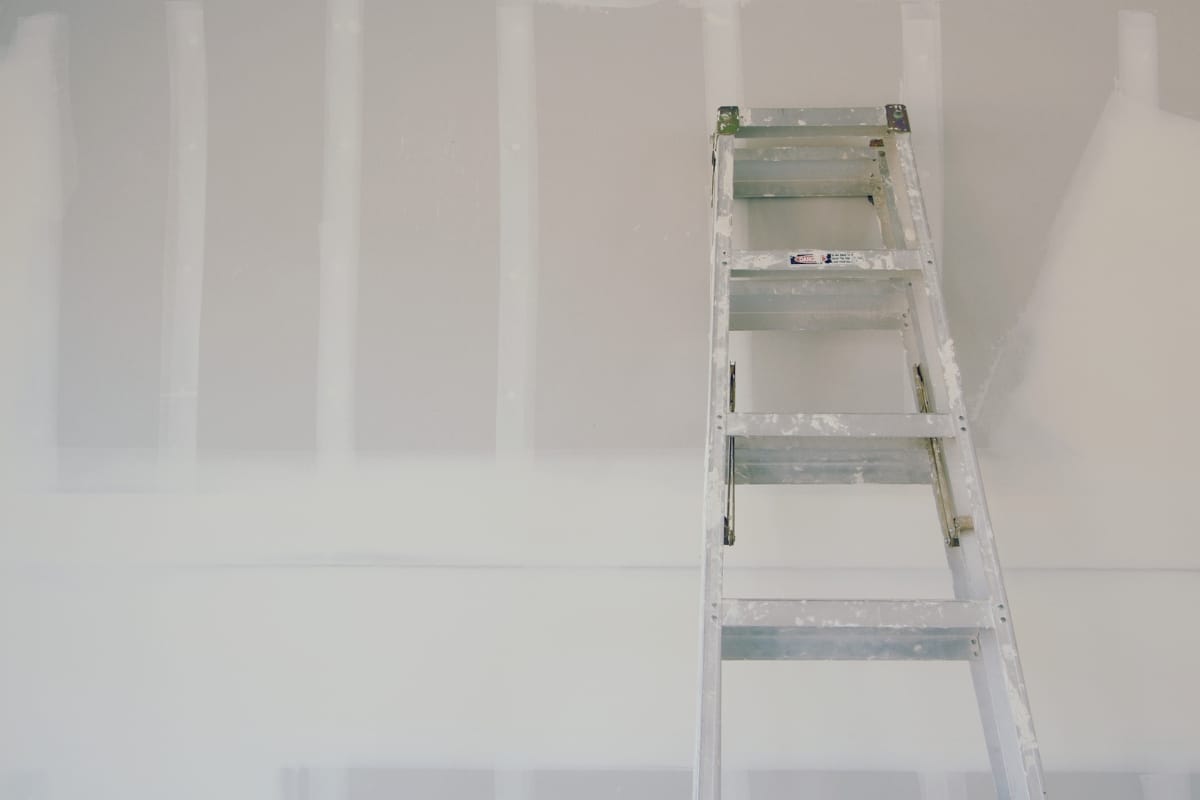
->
[877,141,927,419]
[899,273,1024,784]
[897,282,927,412]
[879,135,961,548]
[872,144,909,254]
[886,129,1047,799]
[883,132,1017,793]
[884,131,997,601]
[891,186,1018,791]
[694,129,736,800]
[878,142,926,414]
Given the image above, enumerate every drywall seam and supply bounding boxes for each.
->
[901,1,944,261]
[1139,774,1191,799]
[700,0,751,411]
[159,1,208,480]
[495,0,539,458]
[306,769,349,800]
[1117,10,1158,107]
[700,0,742,126]
[919,772,968,800]
[1,14,66,491]
[317,0,363,465]
[722,770,752,800]
[493,769,534,800]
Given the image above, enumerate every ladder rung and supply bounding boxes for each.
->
[730,275,910,331]
[728,257,916,331]
[730,310,907,332]
[729,143,883,160]
[721,599,991,661]
[734,145,881,162]
[723,628,979,661]
[727,412,956,439]
[732,249,923,274]
[733,438,932,485]
[734,158,877,198]
[724,598,993,629]
[735,107,889,138]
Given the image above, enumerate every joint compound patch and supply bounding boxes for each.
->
[939,338,963,409]
[790,250,860,266]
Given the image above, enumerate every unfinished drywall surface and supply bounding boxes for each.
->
[942,0,1200,414]
[987,91,1200,458]
[982,91,1200,569]
[3,1,1200,798]
[533,1,710,450]
[53,1,169,451]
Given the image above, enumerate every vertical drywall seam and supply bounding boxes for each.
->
[318,0,364,466]
[901,1,944,261]
[1139,774,1192,800]
[3,15,66,490]
[160,1,208,482]
[701,0,749,410]
[493,769,534,800]
[1117,10,1158,107]
[495,0,539,458]
[700,0,743,124]
[287,768,349,800]
[918,772,968,800]
[721,770,752,800]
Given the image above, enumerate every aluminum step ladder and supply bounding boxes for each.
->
[695,105,1046,799]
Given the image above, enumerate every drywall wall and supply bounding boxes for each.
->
[2,1,1200,798]
[982,87,1200,568]
[0,12,62,492]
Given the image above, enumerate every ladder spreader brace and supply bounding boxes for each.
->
[694,105,1046,799]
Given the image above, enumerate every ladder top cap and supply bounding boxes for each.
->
[720,107,909,138]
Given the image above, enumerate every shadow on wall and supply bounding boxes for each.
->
[978,91,1200,566]
[983,90,1200,465]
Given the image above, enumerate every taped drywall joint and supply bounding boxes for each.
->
[317,0,364,466]
[160,1,208,474]
[1117,10,1158,108]
[495,0,540,457]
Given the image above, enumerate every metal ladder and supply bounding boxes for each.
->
[695,105,1046,799]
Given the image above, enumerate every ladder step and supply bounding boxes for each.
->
[734,157,877,198]
[721,599,992,661]
[734,107,889,138]
[730,309,907,332]
[727,412,956,439]
[734,145,882,162]
[732,249,923,274]
[729,264,914,332]
[733,438,932,485]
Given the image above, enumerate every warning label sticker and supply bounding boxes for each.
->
[789,250,861,266]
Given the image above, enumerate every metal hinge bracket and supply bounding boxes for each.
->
[728,362,736,412]
[723,436,736,546]
[886,103,911,133]
[914,364,961,548]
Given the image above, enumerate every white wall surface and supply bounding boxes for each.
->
[2,1,1200,798]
